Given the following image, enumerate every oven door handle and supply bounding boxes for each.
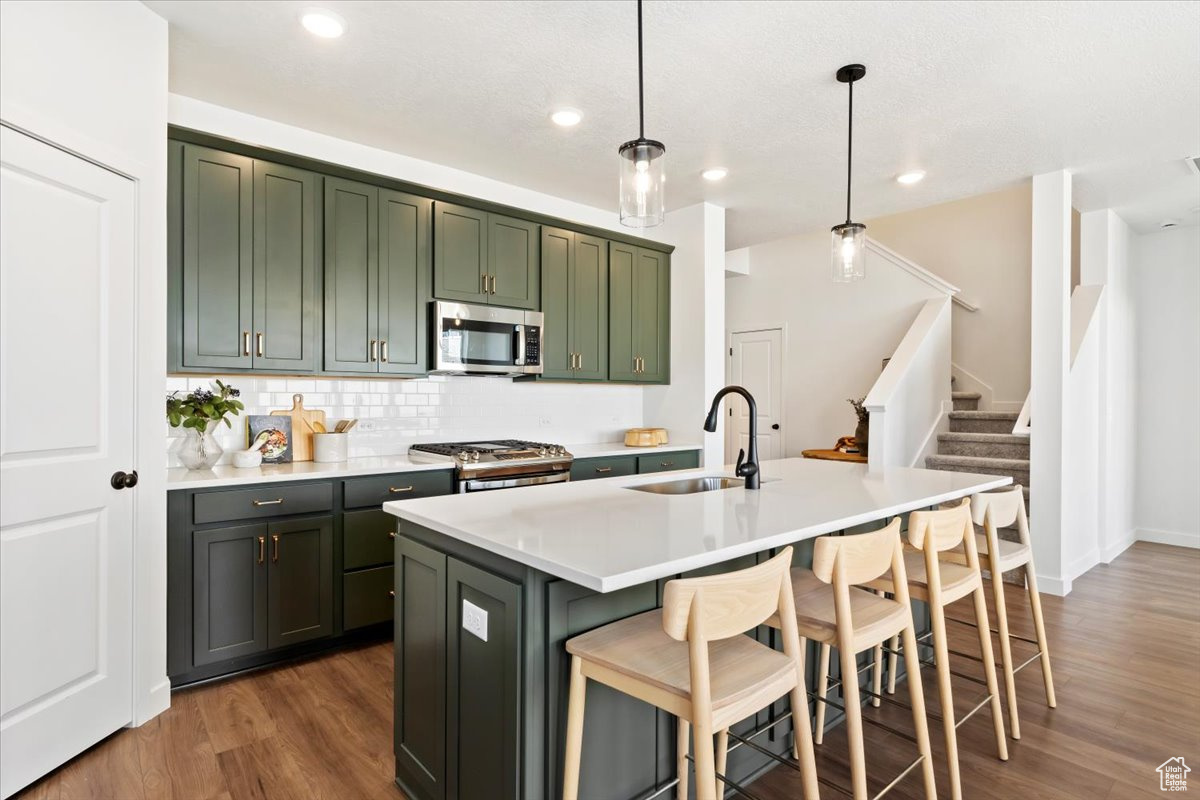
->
[461,471,571,493]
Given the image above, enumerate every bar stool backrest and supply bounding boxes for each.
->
[661,547,795,642]
[908,498,975,554]
[971,485,1029,547]
[812,518,904,587]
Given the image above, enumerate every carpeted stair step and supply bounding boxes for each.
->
[925,453,1030,486]
[948,410,1020,434]
[951,391,982,411]
[937,431,1030,460]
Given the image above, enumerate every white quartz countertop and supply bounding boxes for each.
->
[166,454,452,490]
[565,442,701,459]
[384,458,1011,593]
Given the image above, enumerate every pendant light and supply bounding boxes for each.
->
[831,63,866,282]
[618,0,665,227]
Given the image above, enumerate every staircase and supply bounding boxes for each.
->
[927,392,1029,582]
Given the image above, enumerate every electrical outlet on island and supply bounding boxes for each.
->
[462,598,488,642]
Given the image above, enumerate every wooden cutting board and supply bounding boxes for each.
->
[270,394,326,462]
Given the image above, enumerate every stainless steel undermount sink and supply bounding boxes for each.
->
[627,477,744,495]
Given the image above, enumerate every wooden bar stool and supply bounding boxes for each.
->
[864,499,1009,800]
[561,548,820,800]
[767,519,937,800]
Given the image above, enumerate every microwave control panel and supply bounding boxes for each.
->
[524,326,541,365]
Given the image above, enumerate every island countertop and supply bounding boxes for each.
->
[384,457,1010,592]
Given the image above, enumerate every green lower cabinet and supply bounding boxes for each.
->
[192,523,268,667]
[636,450,699,474]
[344,509,397,570]
[570,450,700,481]
[267,516,334,649]
[345,565,395,630]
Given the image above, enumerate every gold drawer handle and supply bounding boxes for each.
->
[257,536,265,564]
[388,486,414,494]
[595,467,612,474]
[660,462,674,468]
[252,498,284,506]
[388,531,397,539]
[388,590,396,598]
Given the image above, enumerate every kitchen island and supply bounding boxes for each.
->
[384,458,1009,800]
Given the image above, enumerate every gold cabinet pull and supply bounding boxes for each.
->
[257,536,265,564]
[595,466,612,474]
[482,273,489,294]
[388,531,397,539]
[370,339,378,362]
[256,332,264,358]
[577,353,583,370]
[252,498,284,506]
[271,533,280,563]
[243,331,251,356]
[388,486,414,494]
[490,275,497,294]
[388,590,396,598]
[381,340,388,362]
[660,461,674,468]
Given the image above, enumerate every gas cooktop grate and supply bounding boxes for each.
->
[410,439,559,456]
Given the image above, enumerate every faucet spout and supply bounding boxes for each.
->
[703,385,761,489]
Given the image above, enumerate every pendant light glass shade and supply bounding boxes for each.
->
[831,222,866,282]
[619,138,666,228]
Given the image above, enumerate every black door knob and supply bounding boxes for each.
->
[110,470,138,490]
[771,424,781,430]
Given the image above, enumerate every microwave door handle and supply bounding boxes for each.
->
[513,325,526,366]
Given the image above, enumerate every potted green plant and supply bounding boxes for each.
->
[848,397,869,456]
[167,380,244,470]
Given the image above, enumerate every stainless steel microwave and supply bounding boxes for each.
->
[430,301,543,376]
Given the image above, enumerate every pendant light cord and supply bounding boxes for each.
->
[637,0,645,139]
[845,76,853,225]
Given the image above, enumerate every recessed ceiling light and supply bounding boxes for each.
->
[550,109,582,127]
[896,170,926,185]
[301,8,345,38]
[701,167,728,181]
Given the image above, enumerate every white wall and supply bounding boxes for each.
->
[725,232,946,457]
[0,0,169,723]
[865,184,1032,408]
[1133,225,1200,547]
[1061,287,1103,581]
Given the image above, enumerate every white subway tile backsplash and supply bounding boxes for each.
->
[165,374,644,467]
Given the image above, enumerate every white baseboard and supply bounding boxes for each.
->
[132,678,171,727]
[1065,549,1100,584]
[1136,528,1200,549]
[1035,572,1072,597]
[1101,531,1137,563]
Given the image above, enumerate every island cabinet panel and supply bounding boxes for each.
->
[180,144,254,371]
[267,515,334,649]
[636,450,700,474]
[192,523,268,666]
[395,537,448,800]
[446,560,522,800]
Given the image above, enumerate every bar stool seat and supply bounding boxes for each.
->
[565,609,797,720]
[968,533,1031,572]
[778,568,912,651]
[867,548,978,605]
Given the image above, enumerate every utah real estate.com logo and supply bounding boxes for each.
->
[1158,757,1190,792]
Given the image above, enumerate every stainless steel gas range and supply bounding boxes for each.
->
[408,439,573,493]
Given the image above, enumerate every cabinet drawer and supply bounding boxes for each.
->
[637,450,699,474]
[344,565,394,630]
[193,482,333,525]
[569,455,637,482]
[343,470,453,509]
[344,509,396,570]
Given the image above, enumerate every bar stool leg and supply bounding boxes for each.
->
[900,621,938,800]
[715,729,729,796]
[837,646,869,799]
[813,643,831,745]
[928,599,963,800]
[988,551,1021,739]
[971,584,1010,761]
[789,679,821,800]
[677,718,690,800]
[562,656,587,800]
[886,632,899,695]
[871,590,885,707]
[1024,566,1058,708]
[693,719,717,800]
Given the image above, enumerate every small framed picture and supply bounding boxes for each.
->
[247,415,292,464]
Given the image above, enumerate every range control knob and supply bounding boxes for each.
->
[456,451,470,463]
[538,447,549,457]
[471,452,480,462]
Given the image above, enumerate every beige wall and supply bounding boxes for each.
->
[865,184,1032,406]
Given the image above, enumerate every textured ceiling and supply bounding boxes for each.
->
[145,0,1200,245]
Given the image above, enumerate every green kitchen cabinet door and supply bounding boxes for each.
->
[433,202,488,305]
[571,233,609,381]
[539,227,574,379]
[180,144,253,370]
[608,241,639,381]
[488,213,540,310]
[323,177,379,373]
[266,515,334,650]
[379,190,431,375]
[252,160,317,372]
[192,523,268,667]
[635,248,670,383]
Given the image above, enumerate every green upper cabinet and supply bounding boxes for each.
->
[434,203,540,310]
[180,144,254,371]
[252,160,317,371]
[540,227,607,380]
[325,180,431,375]
[609,243,669,383]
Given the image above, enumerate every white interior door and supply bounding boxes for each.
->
[0,126,137,798]
[726,328,784,464]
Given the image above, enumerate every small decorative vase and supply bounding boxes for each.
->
[854,420,869,456]
[179,421,224,470]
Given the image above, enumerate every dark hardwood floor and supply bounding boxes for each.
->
[14,542,1199,800]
